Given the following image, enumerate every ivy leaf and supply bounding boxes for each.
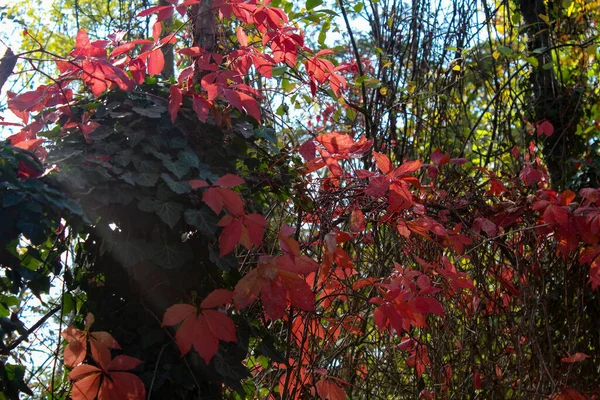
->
[178,150,200,169]
[154,244,192,269]
[155,201,184,228]
[184,208,218,236]
[161,173,191,194]
[134,172,160,187]
[163,159,190,179]
[125,129,146,147]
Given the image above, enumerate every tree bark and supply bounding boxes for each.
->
[189,0,217,83]
[158,0,175,79]
[518,0,583,188]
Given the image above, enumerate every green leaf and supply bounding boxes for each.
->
[155,201,184,228]
[153,243,192,269]
[62,292,75,315]
[524,56,539,67]
[125,129,146,147]
[134,172,160,187]
[114,149,134,167]
[133,159,161,173]
[354,2,364,12]
[498,46,513,57]
[161,173,192,194]
[306,0,323,10]
[163,159,191,179]
[132,105,166,118]
[120,172,136,185]
[271,66,286,77]
[169,136,187,149]
[184,208,218,236]
[255,127,277,144]
[178,150,200,169]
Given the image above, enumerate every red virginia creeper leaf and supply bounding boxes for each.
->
[148,48,165,76]
[200,289,233,309]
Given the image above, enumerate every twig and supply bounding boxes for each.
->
[1,305,61,355]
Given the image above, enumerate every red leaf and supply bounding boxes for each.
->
[148,48,165,76]
[129,58,146,85]
[236,26,248,47]
[390,160,422,178]
[137,5,172,18]
[299,140,316,161]
[110,371,146,399]
[201,289,233,309]
[373,151,392,174]
[189,179,209,189]
[70,371,101,400]
[262,279,287,319]
[316,380,346,400]
[224,89,261,122]
[152,21,162,43]
[174,314,195,355]
[316,132,359,156]
[203,309,237,342]
[561,352,589,363]
[63,337,86,368]
[233,269,263,310]
[192,95,211,122]
[279,271,315,312]
[214,174,245,187]
[350,209,365,232]
[219,217,243,256]
[108,355,143,371]
[13,138,44,151]
[430,148,450,166]
[365,176,390,198]
[161,304,196,327]
[544,204,569,225]
[89,331,120,351]
[217,187,245,216]
[168,85,182,123]
[193,315,220,364]
[388,181,413,211]
[537,120,554,136]
[110,42,135,58]
[244,213,268,247]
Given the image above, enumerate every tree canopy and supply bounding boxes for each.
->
[0,0,599,399]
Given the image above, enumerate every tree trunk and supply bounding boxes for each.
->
[158,0,175,79]
[518,0,583,188]
[189,0,217,83]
